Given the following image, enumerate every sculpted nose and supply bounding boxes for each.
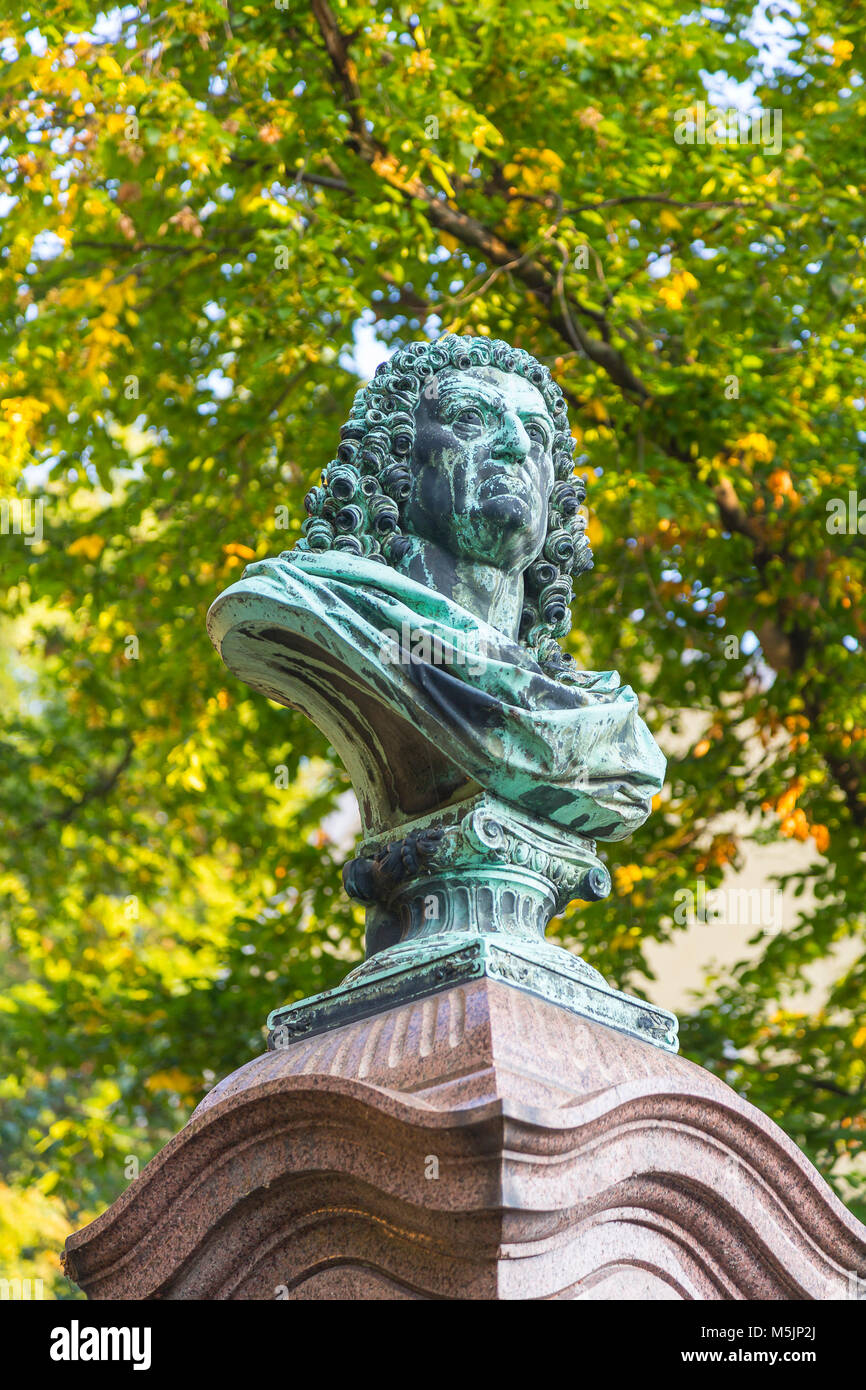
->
[491,410,530,464]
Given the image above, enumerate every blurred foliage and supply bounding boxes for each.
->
[0,0,864,1295]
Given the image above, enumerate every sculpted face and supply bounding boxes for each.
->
[405,367,555,571]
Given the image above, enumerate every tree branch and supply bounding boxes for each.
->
[15,738,135,838]
[309,0,649,400]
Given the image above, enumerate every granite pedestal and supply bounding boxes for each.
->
[64,976,866,1300]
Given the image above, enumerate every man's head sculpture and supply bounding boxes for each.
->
[208,330,674,1048]
[294,335,592,677]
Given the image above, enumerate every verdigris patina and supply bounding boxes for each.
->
[207,334,677,1052]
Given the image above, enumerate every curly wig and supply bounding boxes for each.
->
[290,334,592,678]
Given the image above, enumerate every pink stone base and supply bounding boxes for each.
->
[64,979,866,1299]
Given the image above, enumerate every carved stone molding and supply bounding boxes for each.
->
[64,978,866,1301]
[275,790,680,1052]
[267,932,678,1053]
[344,792,612,924]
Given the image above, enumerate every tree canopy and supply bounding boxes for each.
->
[0,0,864,1295]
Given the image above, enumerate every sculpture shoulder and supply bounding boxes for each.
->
[275,548,466,619]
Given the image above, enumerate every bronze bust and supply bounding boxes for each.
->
[208,334,675,1051]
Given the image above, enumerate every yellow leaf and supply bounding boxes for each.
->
[145,1068,198,1098]
[429,163,456,198]
[735,430,775,462]
[67,534,105,561]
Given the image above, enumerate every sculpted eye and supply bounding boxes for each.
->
[525,421,550,447]
[451,406,486,438]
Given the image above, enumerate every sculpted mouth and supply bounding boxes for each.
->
[475,492,538,531]
[478,475,539,506]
